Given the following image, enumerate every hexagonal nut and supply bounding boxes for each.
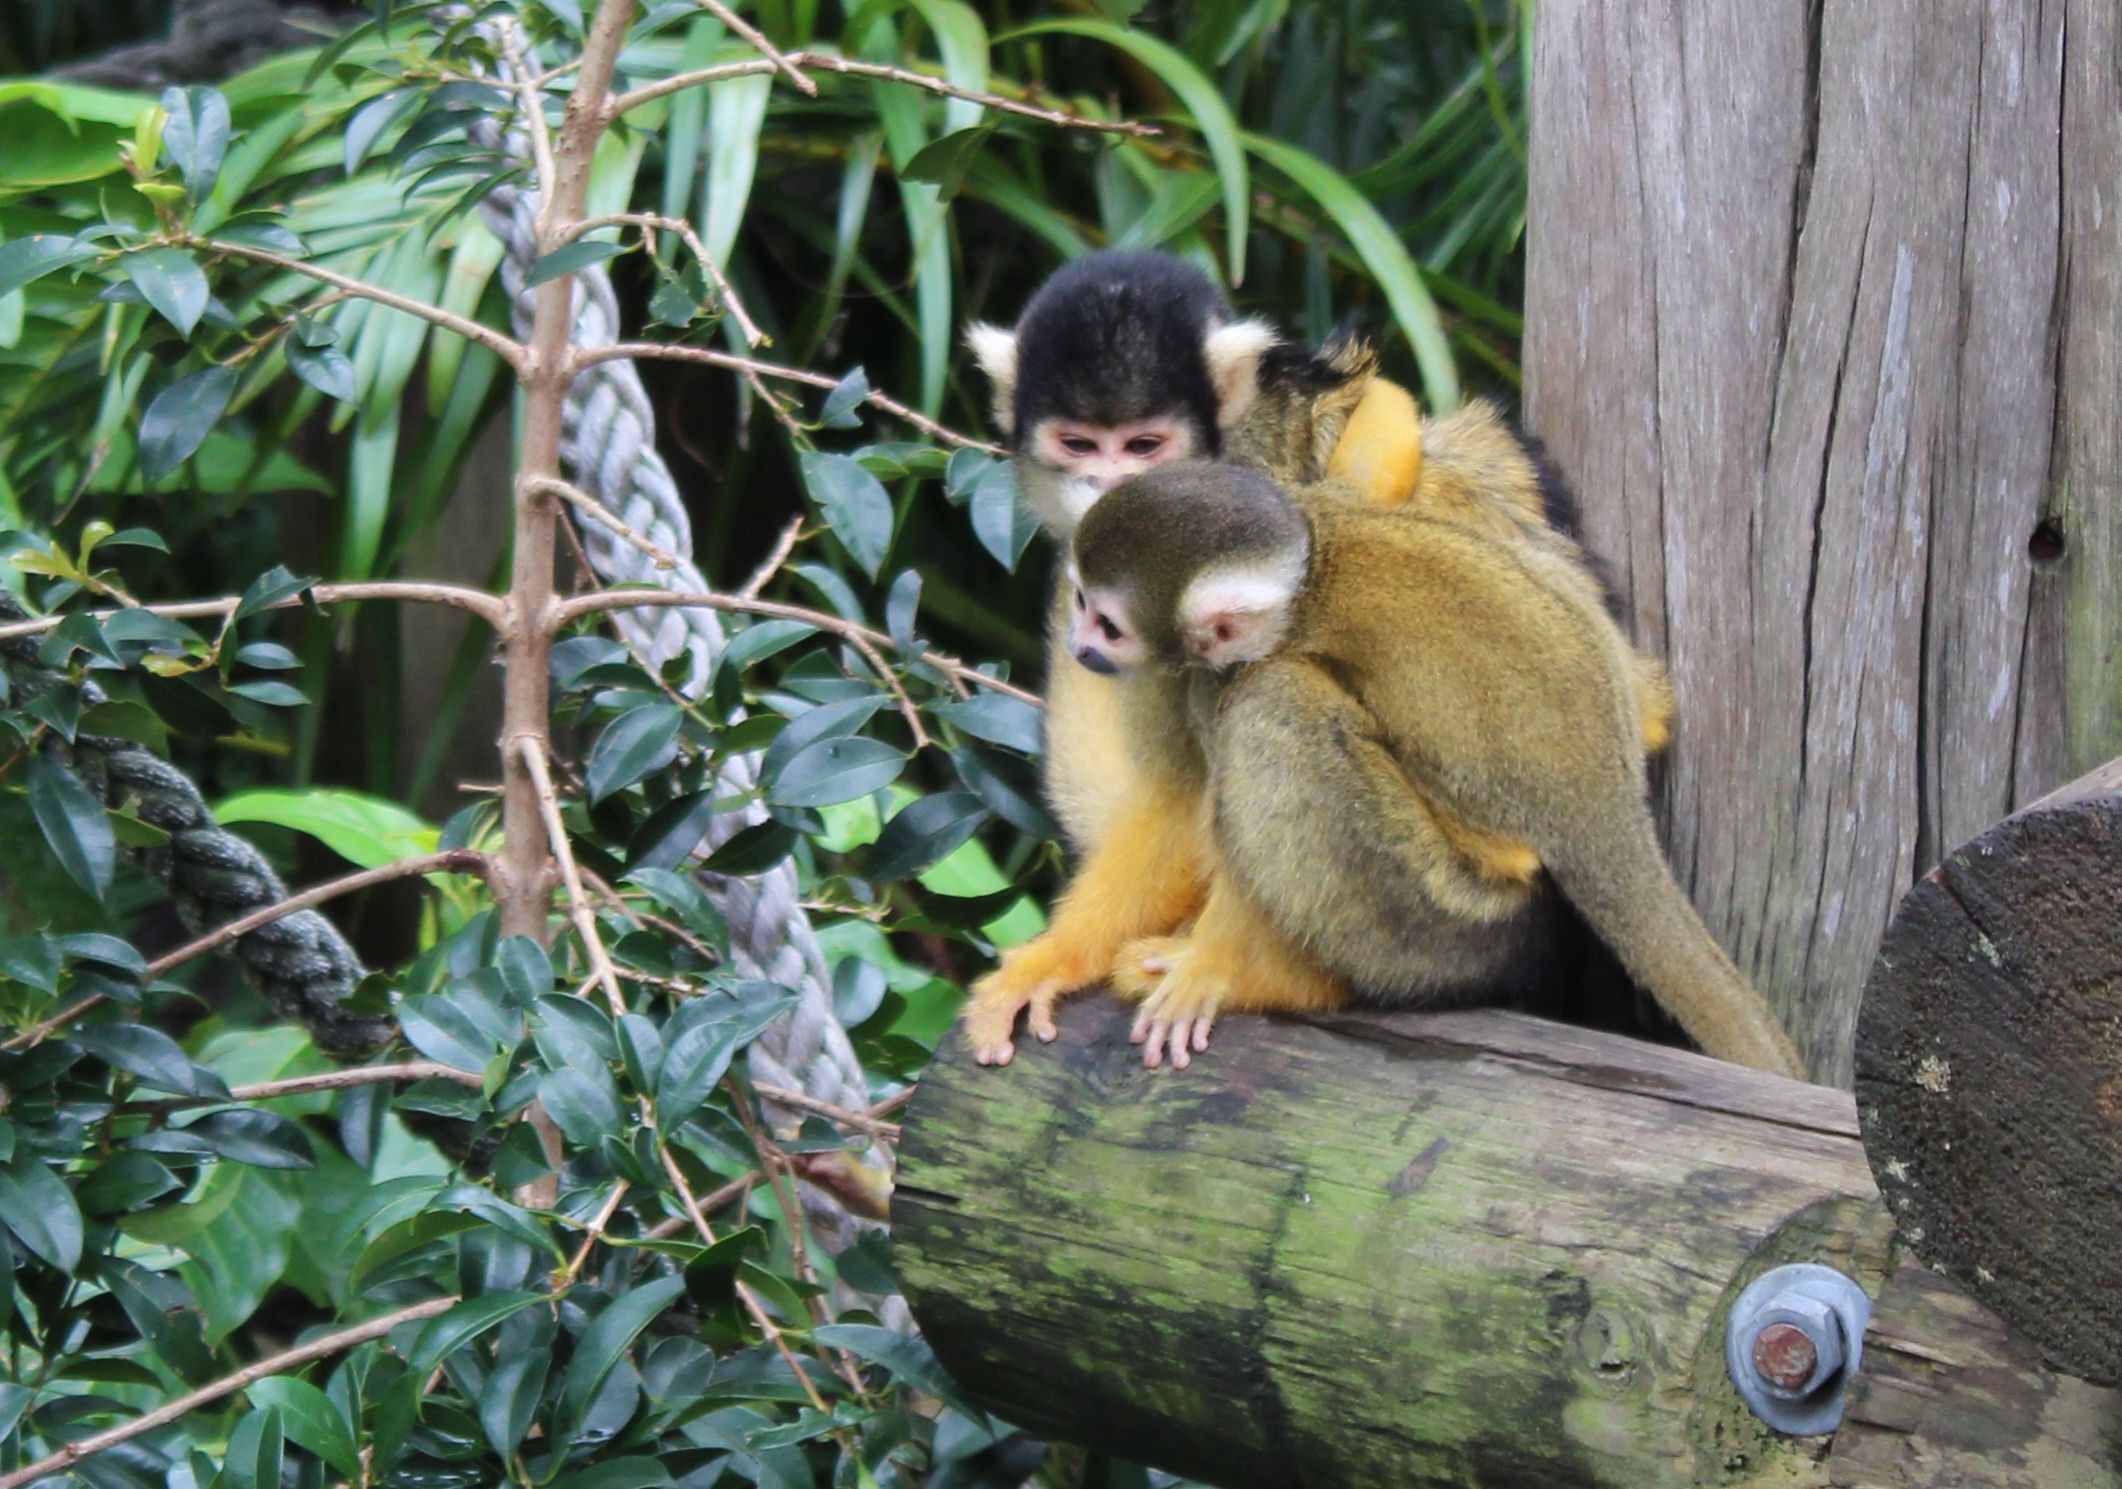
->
[1743,1289,1845,1400]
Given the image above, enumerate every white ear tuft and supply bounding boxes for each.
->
[1178,552,1305,668]
[1203,317,1280,431]
[964,322,1020,434]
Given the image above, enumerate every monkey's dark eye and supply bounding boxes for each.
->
[1060,436,1098,456]
[1097,615,1123,642]
[1124,435,1165,458]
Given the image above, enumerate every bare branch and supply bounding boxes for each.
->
[517,736,627,1014]
[147,850,491,979]
[529,474,680,569]
[566,212,766,348]
[608,50,1157,139]
[0,579,506,643]
[753,1080,902,1142]
[494,20,559,206]
[865,1085,916,1121]
[573,341,1003,453]
[689,0,816,96]
[740,516,807,598]
[124,1061,484,1113]
[192,237,524,368]
[555,586,1042,705]
[558,1178,632,1287]
[0,1295,460,1489]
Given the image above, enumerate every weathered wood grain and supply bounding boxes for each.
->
[896,998,1895,1489]
[1853,755,2122,1384]
[1523,0,2122,1086]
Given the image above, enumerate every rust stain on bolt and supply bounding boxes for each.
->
[1752,1322,1818,1391]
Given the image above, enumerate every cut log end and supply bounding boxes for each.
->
[1855,758,2122,1384]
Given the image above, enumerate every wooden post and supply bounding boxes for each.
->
[1854,755,2122,1385]
[893,1001,2122,1487]
[1522,0,2122,1086]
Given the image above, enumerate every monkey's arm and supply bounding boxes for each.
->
[961,785,1210,1066]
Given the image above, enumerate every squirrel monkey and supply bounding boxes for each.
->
[1066,462,1806,1080]
[956,251,1666,1065]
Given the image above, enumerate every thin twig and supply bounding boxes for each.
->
[657,1143,834,1414]
[3,852,490,1051]
[568,211,767,349]
[123,1061,483,1113]
[517,737,627,1015]
[192,237,524,368]
[556,588,1040,705]
[0,1295,460,1489]
[0,579,506,642]
[693,0,816,96]
[753,1081,901,1142]
[496,20,559,209]
[572,341,1003,452]
[740,516,807,598]
[557,1178,632,1287]
[643,1171,756,1239]
[608,51,1156,138]
[529,474,680,569]
[864,1086,915,1121]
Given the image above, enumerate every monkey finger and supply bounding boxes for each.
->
[1138,1019,1173,1068]
[1028,996,1061,1044]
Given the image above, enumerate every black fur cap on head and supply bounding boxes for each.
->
[1010,251,1231,449]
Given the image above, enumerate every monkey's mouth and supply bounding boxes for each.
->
[1070,644,1120,675]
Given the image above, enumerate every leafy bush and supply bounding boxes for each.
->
[0,3,1527,1487]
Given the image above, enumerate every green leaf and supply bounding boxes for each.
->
[344,87,419,175]
[900,124,995,203]
[497,936,555,1004]
[587,703,683,804]
[227,679,308,707]
[952,744,1061,839]
[233,565,313,622]
[248,1378,360,1480]
[287,339,357,402]
[540,1066,624,1148]
[188,1109,314,1168]
[968,456,1036,570]
[0,234,96,297]
[870,792,990,881]
[526,239,629,287]
[408,1291,549,1376]
[930,693,1044,755]
[1011,19,1249,282]
[160,86,231,203]
[798,450,894,578]
[76,1151,182,1215]
[699,819,796,875]
[214,787,435,870]
[138,365,236,482]
[1243,129,1461,413]
[400,992,506,1073]
[123,247,209,336]
[818,366,870,428]
[767,735,906,808]
[760,696,887,784]
[550,1459,673,1489]
[560,1276,687,1423]
[72,1022,226,1097]
[478,1349,550,1459]
[27,753,114,899]
[0,1155,82,1271]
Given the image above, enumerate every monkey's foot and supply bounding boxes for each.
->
[963,934,1106,1066]
[1109,935,1189,999]
[1129,963,1228,1071]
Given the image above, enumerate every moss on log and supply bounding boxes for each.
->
[895,999,1893,1489]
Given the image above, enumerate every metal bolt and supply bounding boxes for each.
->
[1726,1263,1872,1436]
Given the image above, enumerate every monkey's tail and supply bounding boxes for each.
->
[1543,815,1808,1080]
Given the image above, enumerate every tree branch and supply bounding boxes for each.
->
[191,237,524,368]
[0,580,507,642]
[0,1295,460,1489]
[123,1061,484,1113]
[555,586,1041,705]
[517,736,627,1014]
[693,0,816,96]
[607,51,1157,139]
[753,1080,902,1142]
[566,212,766,348]
[571,341,1003,452]
[528,474,680,569]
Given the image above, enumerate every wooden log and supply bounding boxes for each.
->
[895,1000,2122,1487]
[896,998,1890,1489]
[1853,756,2122,1384]
[1522,0,2122,1087]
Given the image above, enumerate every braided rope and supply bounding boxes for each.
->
[472,96,888,1246]
[0,617,390,1056]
